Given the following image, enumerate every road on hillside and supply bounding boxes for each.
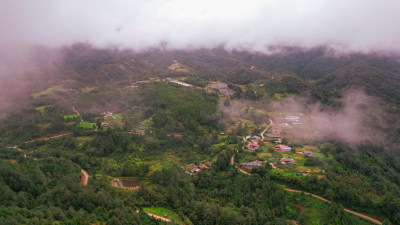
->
[260,119,274,141]
[80,169,89,186]
[135,209,172,222]
[24,132,70,143]
[72,106,83,121]
[236,168,384,225]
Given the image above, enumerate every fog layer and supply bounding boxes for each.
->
[1,0,400,53]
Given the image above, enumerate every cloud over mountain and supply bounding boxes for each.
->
[1,0,399,52]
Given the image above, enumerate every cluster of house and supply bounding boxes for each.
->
[246,135,261,150]
[93,111,116,127]
[186,162,213,174]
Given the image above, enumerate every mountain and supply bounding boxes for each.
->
[0,44,400,224]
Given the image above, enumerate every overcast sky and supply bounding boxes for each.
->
[1,0,400,53]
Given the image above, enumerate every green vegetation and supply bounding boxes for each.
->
[35,105,53,113]
[143,207,185,224]
[77,121,96,129]
[31,85,67,98]
[287,192,374,225]
[1,46,400,224]
[64,114,77,119]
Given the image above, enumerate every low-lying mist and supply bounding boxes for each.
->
[220,89,390,149]
[277,90,386,146]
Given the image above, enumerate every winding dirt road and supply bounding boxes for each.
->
[25,131,70,143]
[80,169,89,186]
[135,209,172,222]
[72,106,83,121]
[236,165,251,175]
[260,119,274,141]
[145,212,171,222]
[236,168,384,224]
[284,188,383,225]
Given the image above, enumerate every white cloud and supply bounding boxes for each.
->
[0,0,400,52]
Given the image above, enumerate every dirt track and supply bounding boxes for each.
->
[284,187,383,224]
[80,169,89,186]
[24,131,69,143]
[236,166,251,175]
[236,168,383,224]
[135,209,172,222]
[145,212,171,222]
[260,119,273,141]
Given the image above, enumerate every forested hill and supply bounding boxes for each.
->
[134,47,400,103]
[2,44,400,114]
[1,44,400,224]
[59,44,400,103]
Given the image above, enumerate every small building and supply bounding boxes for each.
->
[104,112,116,119]
[187,162,212,174]
[167,132,182,137]
[281,158,296,165]
[199,164,207,170]
[266,133,280,138]
[240,161,264,170]
[248,143,260,150]
[277,145,292,152]
[219,88,235,95]
[304,150,314,157]
[272,129,281,135]
[135,129,145,135]
[249,136,261,143]
[284,115,300,122]
[280,122,290,128]
[190,165,200,173]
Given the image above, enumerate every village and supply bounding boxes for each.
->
[230,111,324,177]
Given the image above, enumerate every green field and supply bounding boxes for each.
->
[31,85,67,98]
[77,121,96,129]
[35,105,53,113]
[142,207,185,224]
[64,114,78,119]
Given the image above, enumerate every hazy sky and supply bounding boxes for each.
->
[1,0,400,52]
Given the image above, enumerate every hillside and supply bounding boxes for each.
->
[0,45,400,224]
